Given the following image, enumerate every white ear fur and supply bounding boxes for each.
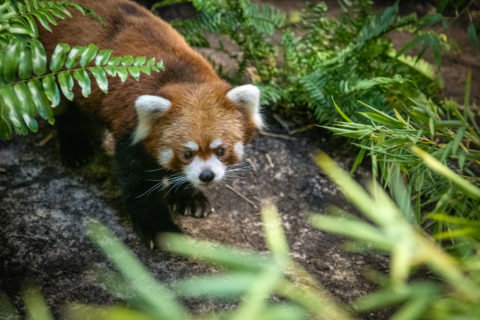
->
[132,95,171,144]
[227,84,263,129]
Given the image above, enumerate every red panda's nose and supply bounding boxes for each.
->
[199,169,215,183]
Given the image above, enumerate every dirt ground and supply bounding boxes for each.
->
[1,1,478,319]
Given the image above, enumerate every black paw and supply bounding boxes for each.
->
[172,191,214,218]
[133,214,181,249]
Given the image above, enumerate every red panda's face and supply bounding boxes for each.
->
[132,82,263,187]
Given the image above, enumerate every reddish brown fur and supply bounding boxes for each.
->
[39,0,256,161]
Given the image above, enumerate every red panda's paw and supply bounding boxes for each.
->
[173,191,214,218]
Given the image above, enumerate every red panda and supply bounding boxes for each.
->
[38,0,262,244]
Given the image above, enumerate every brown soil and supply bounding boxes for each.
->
[0,1,478,319]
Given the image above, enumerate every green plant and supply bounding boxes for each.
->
[433,0,480,53]
[154,0,449,124]
[0,0,164,139]
[4,153,480,319]
[314,153,480,319]
[325,71,480,234]
[72,207,350,320]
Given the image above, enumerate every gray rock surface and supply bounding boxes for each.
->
[0,122,389,318]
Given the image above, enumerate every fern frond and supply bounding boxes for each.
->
[244,3,285,35]
[356,1,398,47]
[0,41,164,139]
[0,0,103,44]
[387,49,438,83]
[339,75,409,96]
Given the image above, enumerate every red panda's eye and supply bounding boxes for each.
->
[215,147,225,157]
[184,150,193,160]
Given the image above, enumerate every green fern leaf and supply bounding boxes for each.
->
[0,41,166,139]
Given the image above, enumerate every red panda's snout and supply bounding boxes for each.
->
[132,83,262,188]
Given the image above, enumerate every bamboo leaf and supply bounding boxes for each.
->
[350,148,366,175]
[172,273,255,299]
[86,221,190,320]
[23,287,53,320]
[411,146,480,200]
[262,203,289,262]
[332,96,352,122]
[161,233,269,272]
[0,291,20,320]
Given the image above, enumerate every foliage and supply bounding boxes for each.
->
[153,0,450,123]
[325,71,480,234]
[4,154,480,319]
[0,205,351,320]
[314,153,480,319]
[434,0,480,53]
[0,0,164,139]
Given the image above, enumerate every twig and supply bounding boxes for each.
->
[289,124,316,135]
[273,113,292,133]
[36,132,54,147]
[246,159,257,172]
[259,130,297,141]
[265,153,274,168]
[225,184,258,209]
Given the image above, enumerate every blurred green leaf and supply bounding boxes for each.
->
[0,291,19,320]
[161,233,269,272]
[86,221,189,320]
[411,146,480,200]
[262,203,289,262]
[467,22,479,54]
[23,287,53,320]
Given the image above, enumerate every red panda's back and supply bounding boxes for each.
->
[38,0,221,137]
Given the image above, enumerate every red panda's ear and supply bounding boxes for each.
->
[132,95,171,144]
[227,85,263,130]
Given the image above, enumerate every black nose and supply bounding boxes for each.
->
[199,169,215,183]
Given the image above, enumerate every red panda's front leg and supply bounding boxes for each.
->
[115,135,181,245]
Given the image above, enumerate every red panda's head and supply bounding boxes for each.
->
[132,81,263,187]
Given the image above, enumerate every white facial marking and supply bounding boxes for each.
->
[158,148,173,166]
[132,95,171,144]
[184,141,199,151]
[183,155,226,187]
[234,142,244,159]
[209,139,222,149]
[227,84,264,129]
